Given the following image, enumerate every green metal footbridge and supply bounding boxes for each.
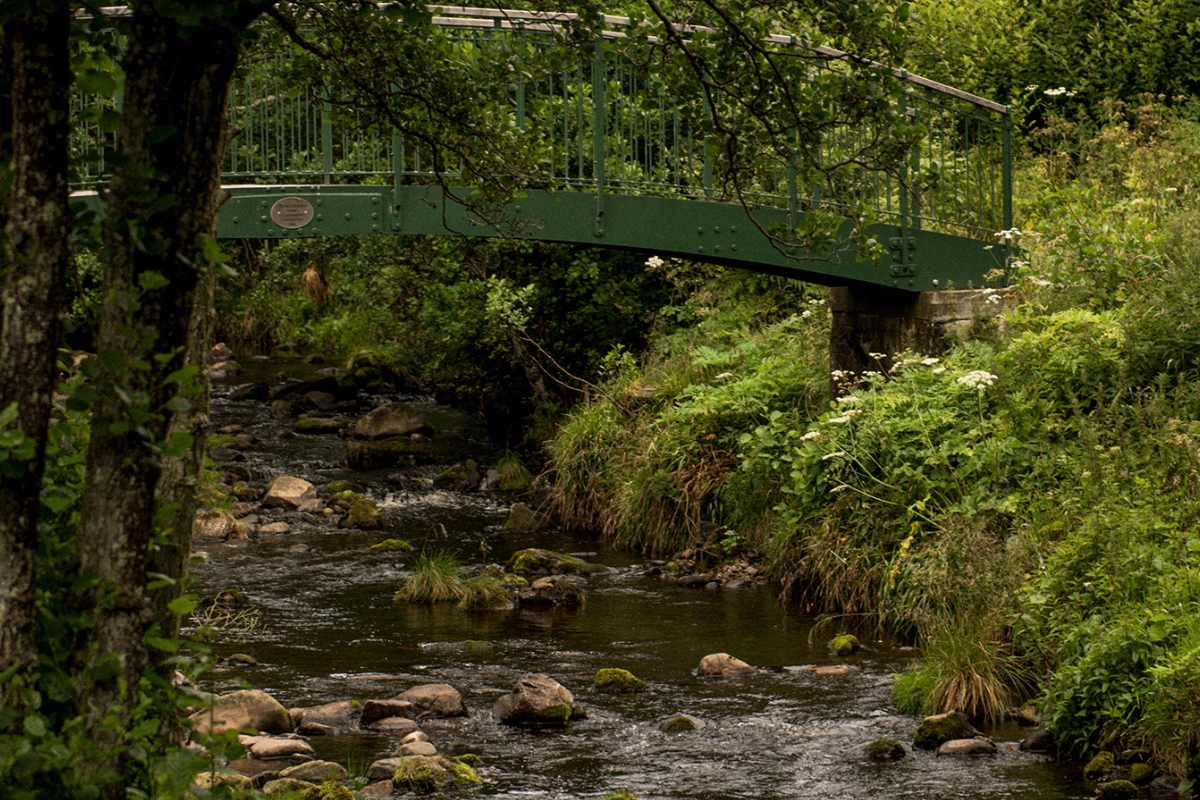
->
[74,6,1014,292]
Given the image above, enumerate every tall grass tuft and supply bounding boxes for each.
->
[395,551,465,604]
[912,616,1032,724]
[496,452,533,492]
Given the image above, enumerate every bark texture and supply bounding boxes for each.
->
[0,4,71,681]
[74,0,268,770]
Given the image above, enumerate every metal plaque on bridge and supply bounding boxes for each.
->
[270,196,315,229]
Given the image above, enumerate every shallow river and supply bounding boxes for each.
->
[191,362,1088,799]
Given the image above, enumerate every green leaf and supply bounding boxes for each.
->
[88,652,122,682]
[168,595,197,616]
[165,396,191,413]
[162,432,195,459]
[137,271,171,292]
[23,715,47,738]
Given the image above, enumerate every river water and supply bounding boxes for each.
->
[191,360,1088,799]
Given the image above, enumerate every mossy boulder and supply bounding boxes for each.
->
[492,673,577,727]
[1085,751,1115,779]
[1129,763,1156,784]
[828,634,860,656]
[347,436,434,470]
[866,738,907,761]
[502,502,546,530]
[371,538,413,552]
[658,714,698,733]
[342,497,381,529]
[1096,780,1139,800]
[261,777,316,795]
[507,548,606,576]
[295,417,348,434]
[913,711,978,751]
[497,459,533,491]
[392,755,479,792]
[593,668,648,694]
[207,433,241,450]
[603,794,640,800]
[433,460,481,492]
[324,480,364,495]
[300,782,355,800]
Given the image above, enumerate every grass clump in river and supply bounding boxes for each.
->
[458,575,511,610]
[395,551,465,604]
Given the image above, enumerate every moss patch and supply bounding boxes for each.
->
[370,538,413,552]
[392,757,449,792]
[207,433,240,450]
[507,548,604,575]
[324,480,363,495]
[1096,780,1138,800]
[866,738,906,761]
[295,417,345,434]
[330,490,364,504]
[447,758,482,786]
[593,668,648,694]
[301,782,356,800]
[829,634,860,656]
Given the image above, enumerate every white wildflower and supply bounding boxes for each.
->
[868,352,886,360]
[921,357,940,366]
[800,431,820,442]
[714,372,733,380]
[808,298,825,306]
[802,309,812,318]
[1025,85,1039,92]
[829,415,851,424]
[645,255,665,268]
[957,370,997,389]
[830,485,849,493]
[987,294,1003,305]
[821,451,847,460]
[836,396,860,404]
[1043,87,1069,97]
[932,367,946,375]
[862,370,880,378]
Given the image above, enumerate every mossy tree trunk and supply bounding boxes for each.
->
[72,0,270,779]
[0,1,71,686]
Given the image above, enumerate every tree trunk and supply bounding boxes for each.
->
[0,3,71,684]
[74,1,267,776]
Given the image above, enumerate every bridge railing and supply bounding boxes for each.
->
[71,7,1012,242]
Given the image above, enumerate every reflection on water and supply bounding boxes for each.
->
[192,373,1087,799]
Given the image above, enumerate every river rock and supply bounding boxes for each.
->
[1016,704,1040,726]
[262,476,317,510]
[194,510,236,541]
[697,653,756,678]
[191,689,293,736]
[400,741,438,757]
[290,700,358,731]
[230,382,270,401]
[354,402,432,440]
[937,737,997,756]
[360,779,397,798]
[295,416,347,434]
[360,699,417,727]
[433,460,482,492]
[913,711,980,751]
[367,757,404,781]
[502,502,546,530]
[193,771,253,792]
[492,673,577,726]
[401,731,430,745]
[366,717,419,734]
[347,437,434,469]
[258,521,291,535]
[828,634,860,655]
[518,575,584,607]
[393,683,469,718]
[211,342,235,362]
[280,760,349,782]
[242,734,315,760]
[508,548,606,576]
[1019,727,1055,752]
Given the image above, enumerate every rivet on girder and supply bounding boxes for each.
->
[697,227,704,234]
[372,224,378,231]
[344,213,351,220]
[698,246,705,253]
[730,226,737,234]
[372,213,378,220]
[372,197,379,204]
[232,217,239,224]
[260,216,267,223]
[714,245,721,253]
[731,245,737,252]
[714,226,720,233]
[317,214,323,222]
[316,199,323,207]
